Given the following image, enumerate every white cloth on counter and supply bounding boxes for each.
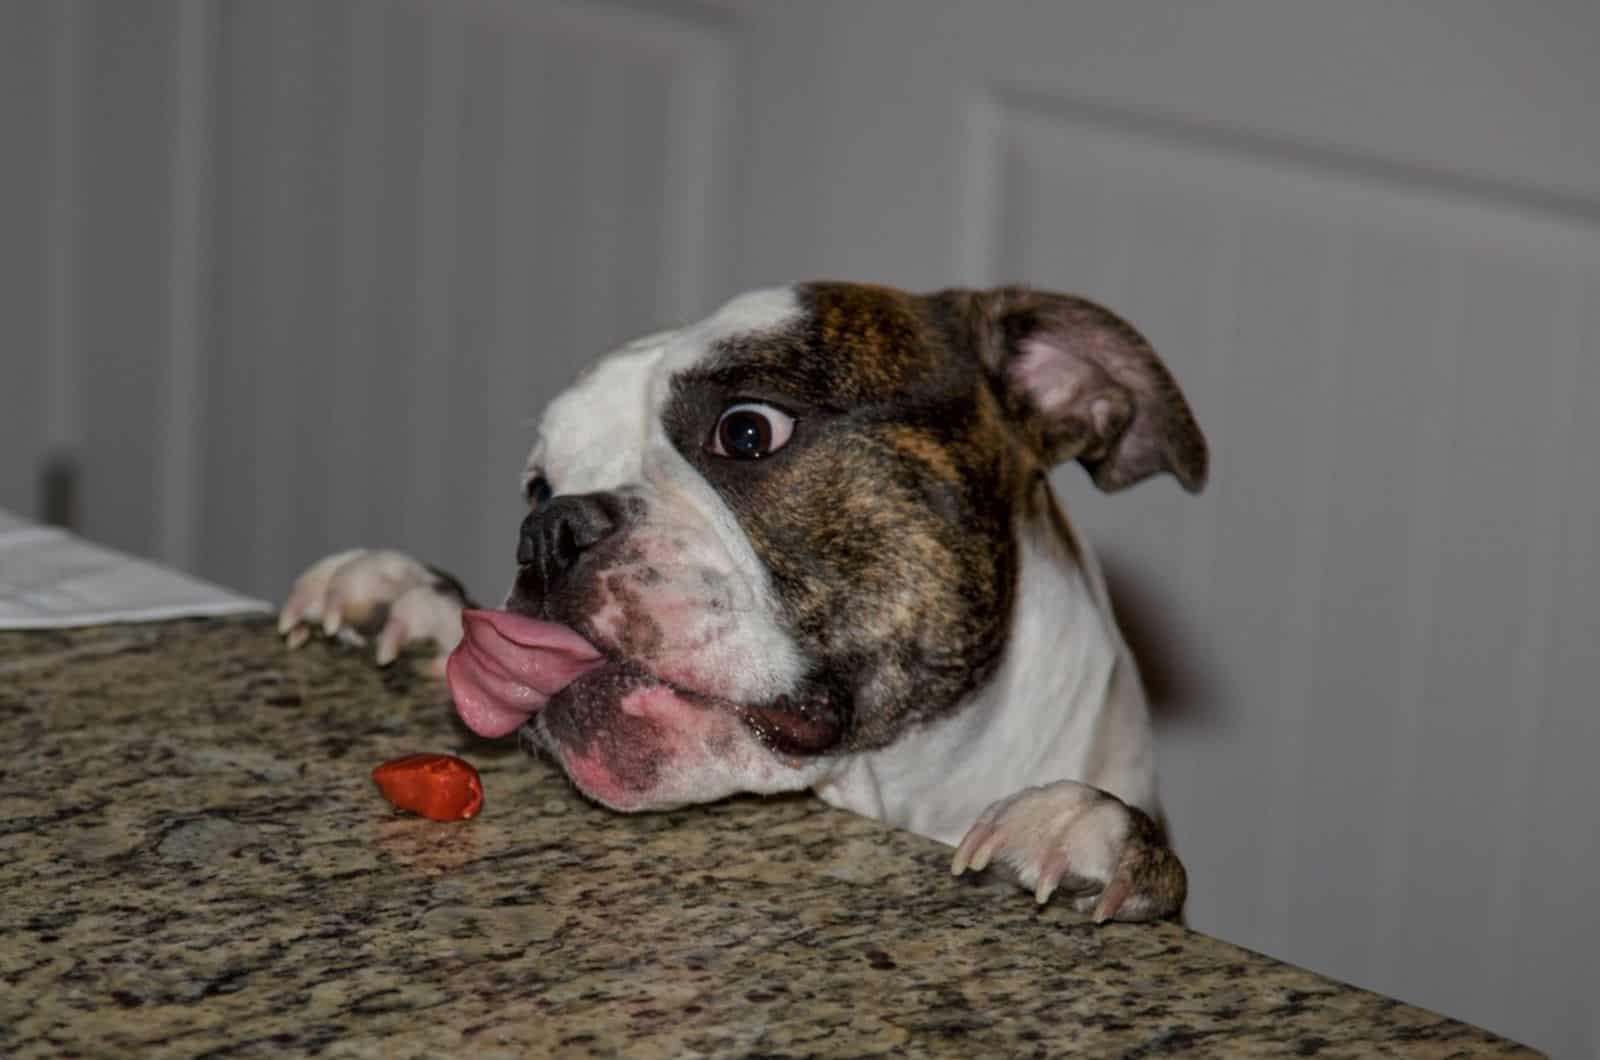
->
[0,510,269,629]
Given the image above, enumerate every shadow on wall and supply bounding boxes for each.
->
[1098,551,1222,729]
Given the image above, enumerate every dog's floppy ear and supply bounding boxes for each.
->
[932,286,1208,493]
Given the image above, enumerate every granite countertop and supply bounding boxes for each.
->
[1,616,1532,1057]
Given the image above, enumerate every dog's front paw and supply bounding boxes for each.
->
[278,549,469,677]
[950,781,1186,923]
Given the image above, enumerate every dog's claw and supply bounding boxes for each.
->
[970,829,1007,873]
[277,549,465,678]
[1033,849,1071,905]
[375,623,403,667]
[951,821,994,875]
[951,781,1185,923]
[1093,873,1134,923]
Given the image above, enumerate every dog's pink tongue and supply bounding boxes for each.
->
[447,609,605,738]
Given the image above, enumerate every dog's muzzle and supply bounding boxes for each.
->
[514,491,624,602]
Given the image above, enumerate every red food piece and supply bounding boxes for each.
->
[371,753,484,821]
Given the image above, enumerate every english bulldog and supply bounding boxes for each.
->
[279,283,1207,922]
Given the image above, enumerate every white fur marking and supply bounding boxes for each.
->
[524,287,809,708]
[813,523,1157,847]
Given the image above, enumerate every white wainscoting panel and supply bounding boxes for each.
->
[0,0,60,519]
[966,92,1600,1054]
[3,0,736,604]
[193,0,737,602]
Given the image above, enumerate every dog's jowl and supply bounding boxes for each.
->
[280,282,1206,922]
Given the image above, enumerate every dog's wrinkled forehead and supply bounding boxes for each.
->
[524,288,803,494]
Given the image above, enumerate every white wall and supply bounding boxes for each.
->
[2,2,1596,1055]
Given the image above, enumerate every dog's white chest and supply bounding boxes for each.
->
[813,530,1154,846]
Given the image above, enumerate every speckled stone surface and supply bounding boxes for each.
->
[2,617,1534,1058]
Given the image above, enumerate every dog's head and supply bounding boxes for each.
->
[447,283,1205,810]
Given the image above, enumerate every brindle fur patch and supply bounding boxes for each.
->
[1118,802,1189,919]
[664,283,1042,752]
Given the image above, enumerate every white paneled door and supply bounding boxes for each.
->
[6,2,1598,1055]
[190,0,738,606]
[2,0,740,601]
[732,5,1599,1056]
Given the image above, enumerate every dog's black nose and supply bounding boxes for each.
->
[516,492,621,596]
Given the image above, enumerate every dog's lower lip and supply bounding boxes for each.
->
[539,656,845,757]
[632,674,844,756]
[733,692,845,756]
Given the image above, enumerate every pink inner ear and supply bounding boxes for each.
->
[1013,335,1101,416]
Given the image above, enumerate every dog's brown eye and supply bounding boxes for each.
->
[711,402,794,460]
